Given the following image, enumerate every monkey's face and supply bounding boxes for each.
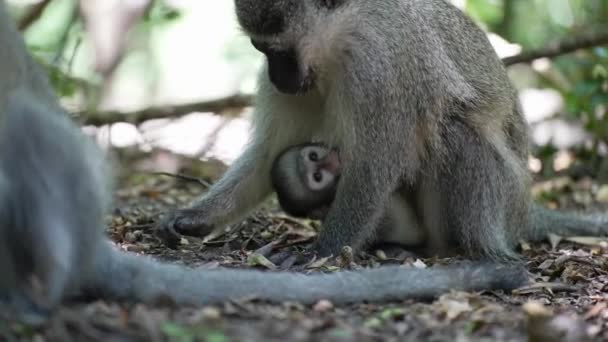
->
[271,143,341,219]
[234,0,349,94]
[298,144,341,192]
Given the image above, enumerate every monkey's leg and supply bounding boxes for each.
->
[157,142,274,246]
[309,69,423,257]
[311,158,399,257]
[425,121,527,261]
[374,192,426,247]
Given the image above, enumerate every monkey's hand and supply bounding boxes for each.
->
[155,208,216,249]
[268,247,319,270]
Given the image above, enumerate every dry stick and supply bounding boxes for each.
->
[79,94,254,126]
[74,31,608,125]
[18,0,52,31]
[153,171,212,188]
[503,29,608,66]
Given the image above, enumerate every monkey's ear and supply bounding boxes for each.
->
[317,0,344,10]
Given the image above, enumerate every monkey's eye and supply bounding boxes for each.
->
[309,151,319,162]
[313,171,323,182]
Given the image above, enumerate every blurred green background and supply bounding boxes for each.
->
[6,0,608,178]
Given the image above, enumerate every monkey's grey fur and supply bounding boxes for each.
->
[270,143,426,248]
[158,0,608,261]
[0,0,528,323]
[271,143,608,255]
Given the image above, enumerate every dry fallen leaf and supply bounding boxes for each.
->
[564,236,608,248]
[247,253,277,270]
[437,295,473,321]
[595,185,608,203]
[548,233,563,249]
[313,300,334,312]
[524,301,591,342]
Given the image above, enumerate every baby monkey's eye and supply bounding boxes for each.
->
[309,151,319,162]
[313,171,323,182]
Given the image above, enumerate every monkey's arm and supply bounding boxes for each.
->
[157,141,274,246]
[157,76,318,245]
[84,241,526,305]
[312,50,424,257]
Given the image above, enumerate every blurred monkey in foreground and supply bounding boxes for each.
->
[0,0,526,324]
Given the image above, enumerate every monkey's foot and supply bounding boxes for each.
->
[154,209,216,249]
[310,240,342,259]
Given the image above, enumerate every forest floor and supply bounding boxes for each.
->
[3,150,608,342]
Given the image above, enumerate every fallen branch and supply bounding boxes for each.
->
[503,29,608,66]
[78,94,253,126]
[18,0,52,31]
[73,31,607,126]
[152,171,212,188]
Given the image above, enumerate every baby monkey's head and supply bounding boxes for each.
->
[271,143,342,220]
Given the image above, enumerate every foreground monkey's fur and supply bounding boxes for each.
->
[0,0,527,323]
[158,0,608,260]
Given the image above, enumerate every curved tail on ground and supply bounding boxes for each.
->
[527,203,608,242]
[84,243,528,305]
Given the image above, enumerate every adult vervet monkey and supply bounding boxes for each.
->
[270,143,608,256]
[0,0,525,324]
[157,0,608,260]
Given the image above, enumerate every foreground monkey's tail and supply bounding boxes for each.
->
[527,203,608,242]
[84,242,527,305]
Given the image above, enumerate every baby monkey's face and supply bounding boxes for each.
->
[297,144,341,192]
[271,143,342,220]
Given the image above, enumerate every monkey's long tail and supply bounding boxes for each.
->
[526,203,608,242]
[86,241,526,305]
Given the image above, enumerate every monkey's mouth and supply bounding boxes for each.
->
[251,39,315,95]
[321,150,342,175]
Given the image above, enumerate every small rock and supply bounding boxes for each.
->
[596,185,608,203]
[201,306,222,320]
[125,232,137,243]
[313,300,334,312]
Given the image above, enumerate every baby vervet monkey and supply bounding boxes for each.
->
[271,143,426,248]
[157,0,608,261]
[272,143,608,256]
[0,0,526,324]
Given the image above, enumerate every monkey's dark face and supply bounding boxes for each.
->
[234,0,350,95]
[250,40,315,94]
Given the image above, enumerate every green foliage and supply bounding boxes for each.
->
[562,48,608,151]
[143,0,182,24]
[465,0,503,31]
[466,0,608,167]
[161,322,228,342]
[37,56,79,98]
[14,0,608,167]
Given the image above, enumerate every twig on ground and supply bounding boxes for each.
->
[153,171,211,188]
